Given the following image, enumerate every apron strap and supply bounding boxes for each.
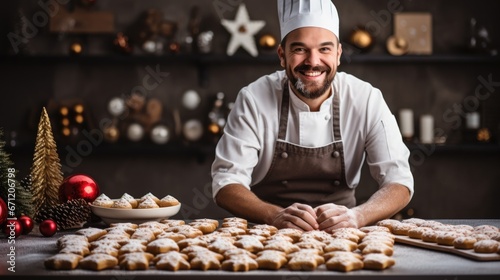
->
[277,80,290,140]
[332,87,342,141]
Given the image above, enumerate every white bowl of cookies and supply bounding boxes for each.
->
[90,192,181,225]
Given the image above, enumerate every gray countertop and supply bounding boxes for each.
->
[1,219,499,279]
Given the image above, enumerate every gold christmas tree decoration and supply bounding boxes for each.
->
[31,107,64,216]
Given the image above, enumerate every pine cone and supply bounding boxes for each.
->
[16,174,35,217]
[35,198,91,230]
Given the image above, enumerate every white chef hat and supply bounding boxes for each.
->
[278,0,339,41]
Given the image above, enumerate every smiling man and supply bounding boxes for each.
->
[211,0,414,232]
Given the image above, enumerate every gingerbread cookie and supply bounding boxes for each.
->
[391,222,417,236]
[75,227,108,242]
[287,249,324,271]
[223,248,257,260]
[139,221,169,233]
[146,238,179,254]
[189,221,218,234]
[90,239,122,250]
[118,252,154,270]
[362,253,395,270]
[222,221,248,230]
[177,238,208,250]
[377,219,402,232]
[234,235,264,253]
[159,219,185,227]
[120,193,138,208]
[255,250,288,270]
[158,195,180,207]
[251,224,278,234]
[221,254,258,271]
[79,253,118,271]
[156,231,187,242]
[90,246,119,257]
[59,245,90,256]
[57,235,88,249]
[300,230,334,243]
[131,228,156,243]
[453,236,477,250]
[112,198,133,209]
[137,197,160,209]
[118,241,147,255]
[361,243,394,256]
[218,226,247,236]
[325,252,364,272]
[139,192,160,204]
[189,251,224,271]
[167,225,203,238]
[295,238,325,253]
[207,237,238,254]
[223,217,247,225]
[92,193,114,208]
[324,238,357,252]
[154,251,190,271]
[44,253,82,270]
[276,228,303,243]
[474,240,500,253]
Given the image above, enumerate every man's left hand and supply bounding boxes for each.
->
[314,203,360,232]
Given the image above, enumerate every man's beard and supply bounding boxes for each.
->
[289,64,333,99]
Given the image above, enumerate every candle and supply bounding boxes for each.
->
[420,114,434,144]
[399,109,414,140]
[465,112,480,129]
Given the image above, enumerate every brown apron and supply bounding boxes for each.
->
[252,81,355,209]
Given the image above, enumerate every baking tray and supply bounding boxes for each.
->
[395,235,500,261]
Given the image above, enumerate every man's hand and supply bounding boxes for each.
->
[314,203,360,232]
[271,203,319,231]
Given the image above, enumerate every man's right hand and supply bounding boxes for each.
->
[271,203,319,231]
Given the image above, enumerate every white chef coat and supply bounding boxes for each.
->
[211,70,414,201]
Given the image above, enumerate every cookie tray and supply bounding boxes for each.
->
[395,235,500,261]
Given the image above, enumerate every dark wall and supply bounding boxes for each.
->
[1,0,499,219]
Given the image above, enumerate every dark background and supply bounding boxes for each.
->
[1,0,499,220]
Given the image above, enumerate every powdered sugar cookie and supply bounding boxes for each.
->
[158,195,180,207]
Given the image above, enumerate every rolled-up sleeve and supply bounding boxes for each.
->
[211,88,261,200]
[364,94,414,198]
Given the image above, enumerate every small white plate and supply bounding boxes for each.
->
[90,203,181,225]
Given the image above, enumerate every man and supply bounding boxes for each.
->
[211,0,413,232]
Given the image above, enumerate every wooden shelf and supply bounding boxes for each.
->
[5,53,497,86]
[343,53,500,64]
[6,142,216,163]
[2,53,499,64]
[7,142,499,162]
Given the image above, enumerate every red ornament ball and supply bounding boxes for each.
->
[4,220,22,238]
[0,198,7,227]
[18,215,34,234]
[59,174,100,203]
[39,219,57,237]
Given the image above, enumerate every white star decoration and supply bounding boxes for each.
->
[221,4,266,57]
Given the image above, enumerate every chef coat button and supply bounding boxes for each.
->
[333,180,340,186]
[332,151,340,158]
[325,114,331,120]
[281,152,288,159]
